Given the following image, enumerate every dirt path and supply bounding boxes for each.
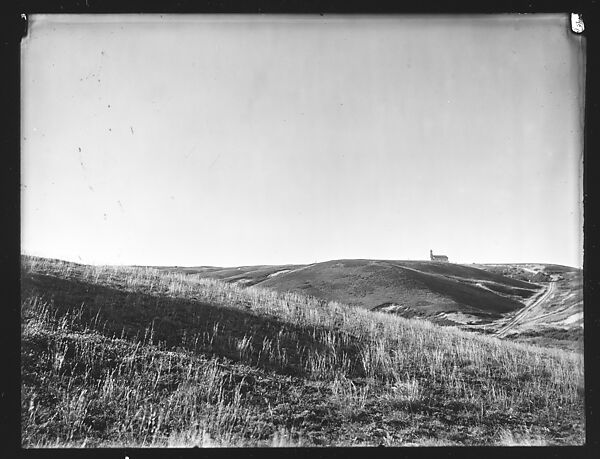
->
[494,281,555,338]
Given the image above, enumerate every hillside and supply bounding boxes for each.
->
[163,260,583,350]
[472,264,583,352]
[474,263,580,283]
[165,259,541,327]
[21,256,584,446]
[154,264,305,287]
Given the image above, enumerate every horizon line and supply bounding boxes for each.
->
[20,252,582,270]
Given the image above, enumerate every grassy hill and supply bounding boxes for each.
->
[162,260,583,351]
[154,264,305,287]
[474,263,580,283]
[165,259,541,326]
[21,256,584,446]
[474,264,583,352]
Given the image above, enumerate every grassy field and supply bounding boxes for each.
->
[165,259,541,324]
[21,256,584,447]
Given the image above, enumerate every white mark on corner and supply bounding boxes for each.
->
[571,13,584,34]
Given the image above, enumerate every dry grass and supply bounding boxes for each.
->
[21,255,585,447]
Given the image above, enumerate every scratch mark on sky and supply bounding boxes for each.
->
[208,154,221,169]
[78,146,94,192]
[184,145,195,159]
[78,147,85,169]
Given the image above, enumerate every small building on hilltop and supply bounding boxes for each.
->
[430,249,449,262]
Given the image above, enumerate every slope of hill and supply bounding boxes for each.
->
[155,264,305,287]
[21,256,584,446]
[473,263,580,282]
[168,259,541,326]
[472,264,583,352]
[160,260,583,350]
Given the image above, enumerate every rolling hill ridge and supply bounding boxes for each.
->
[161,259,542,326]
[159,259,583,351]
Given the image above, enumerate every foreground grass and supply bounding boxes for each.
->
[21,256,585,446]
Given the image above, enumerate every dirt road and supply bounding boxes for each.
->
[494,281,556,338]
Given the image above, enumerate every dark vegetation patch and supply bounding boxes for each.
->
[518,327,583,341]
[396,261,536,289]
[398,267,523,316]
[22,273,364,379]
[512,327,584,353]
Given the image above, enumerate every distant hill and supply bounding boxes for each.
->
[474,264,583,351]
[164,259,541,325]
[473,263,580,283]
[156,264,304,286]
[157,259,583,350]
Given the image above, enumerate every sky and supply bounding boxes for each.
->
[21,14,585,268]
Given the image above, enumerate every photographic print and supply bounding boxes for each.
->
[20,14,585,447]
